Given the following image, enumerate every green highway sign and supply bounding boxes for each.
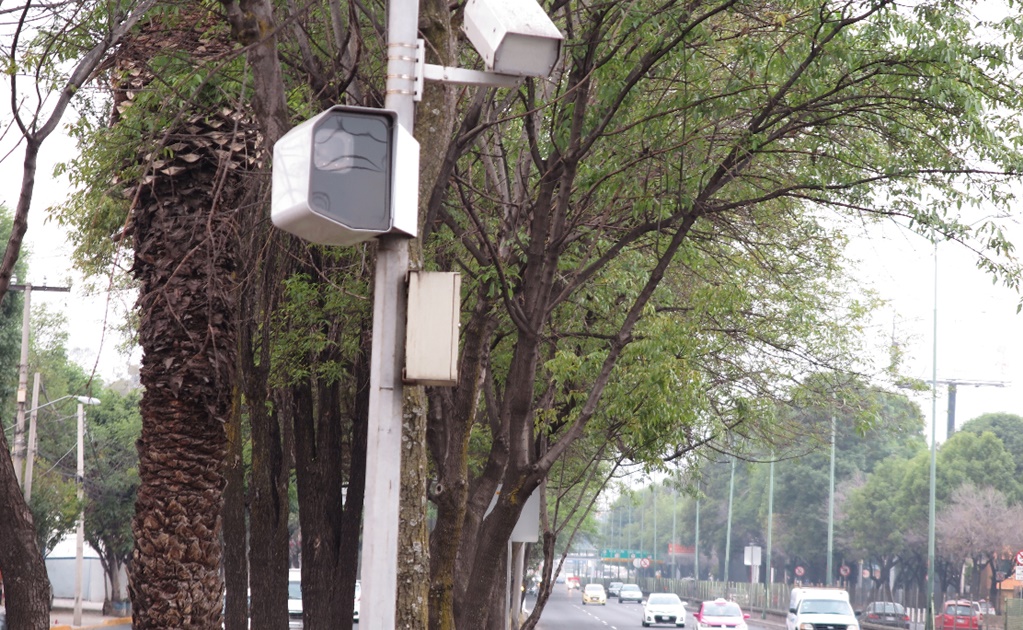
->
[600,549,652,560]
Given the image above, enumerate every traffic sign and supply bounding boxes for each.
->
[839,565,850,577]
[641,557,651,568]
[862,569,871,579]
[794,565,805,577]
[1015,550,1023,566]
[1016,565,1023,582]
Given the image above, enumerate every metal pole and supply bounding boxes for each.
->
[827,415,836,586]
[74,402,85,627]
[653,485,658,567]
[672,489,677,580]
[926,236,939,630]
[361,0,417,624]
[764,458,773,619]
[695,495,700,580]
[12,283,31,485]
[725,457,735,585]
[23,372,41,502]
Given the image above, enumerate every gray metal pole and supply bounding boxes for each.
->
[926,236,939,630]
[672,489,677,579]
[74,402,85,627]
[653,485,658,567]
[827,416,835,586]
[764,458,774,619]
[361,0,417,623]
[23,372,41,502]
[725,457,735,585]
[12,283,31,486]
[695,495,700,580]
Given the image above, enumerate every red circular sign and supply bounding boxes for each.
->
[1015,551,1023,566]
[794,565,805,577]
[839,565,850,577]
[641,557,651,568]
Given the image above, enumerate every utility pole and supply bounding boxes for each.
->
[10,283,70,486]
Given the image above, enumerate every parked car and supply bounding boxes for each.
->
[859,602,910,629]
[643,592,686,627]
[288,568,303,629]
[608,581,624,597]
[976,601,996,617]
[787,587,859,630]
[695,597,749,630]
[582,583,607,605]
[619,583,644,604]
[937,600,980,630]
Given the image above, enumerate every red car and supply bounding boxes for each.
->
[937,600,980,630]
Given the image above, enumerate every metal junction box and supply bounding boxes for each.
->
[405,271,461,386]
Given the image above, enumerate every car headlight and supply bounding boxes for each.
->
[800,623,816,630]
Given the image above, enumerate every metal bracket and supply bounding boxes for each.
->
[414,39,524,101]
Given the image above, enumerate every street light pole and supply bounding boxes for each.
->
[724,457,735,585]
[926,235,939,630]
[827,415,835,586]
[764,458,773,619]
[73,396,101,627]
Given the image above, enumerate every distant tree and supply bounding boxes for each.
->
[83,388,141,611]
[960,414,1023,479]
[936,483,1023,600]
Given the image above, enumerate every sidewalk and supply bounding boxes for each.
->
[49,598,131,629]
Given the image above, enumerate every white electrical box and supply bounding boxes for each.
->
[271,105,419,246]
[405,271,461,386]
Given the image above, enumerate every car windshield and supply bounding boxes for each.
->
[946,605,973,616]
[288,581,302,599]
[622,584,641,592]
[585,585,603,594]
[801,600,852,615]
[649,594,683,606]
[872,603,903,614]
[705,601,743,616]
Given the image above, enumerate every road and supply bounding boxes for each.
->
[531,587,786,630]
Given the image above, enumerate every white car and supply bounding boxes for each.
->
[696,598,749,630]
[643,592,686,627]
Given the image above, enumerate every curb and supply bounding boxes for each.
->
[51,617,132,630]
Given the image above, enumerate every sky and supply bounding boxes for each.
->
[847,217,1023,442]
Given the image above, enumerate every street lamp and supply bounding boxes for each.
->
[23,391,97,503]
[74,395,101,627]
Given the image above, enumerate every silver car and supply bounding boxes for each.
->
[618,583,644,603]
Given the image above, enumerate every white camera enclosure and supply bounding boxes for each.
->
[272,105,419,246]
[463,0,563,77]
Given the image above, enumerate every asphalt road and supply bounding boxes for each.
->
[530,587,787,630]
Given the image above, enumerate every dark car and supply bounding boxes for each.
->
[937,600,980,630]
[608,582,625,597]
[619,583,644,603]
[859,602,910,629]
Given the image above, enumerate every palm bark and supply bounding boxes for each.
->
[121,15,259,627]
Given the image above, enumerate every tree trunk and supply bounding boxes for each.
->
[0,424,51,630]
[222,381,249,630]
[129,106,251,626]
